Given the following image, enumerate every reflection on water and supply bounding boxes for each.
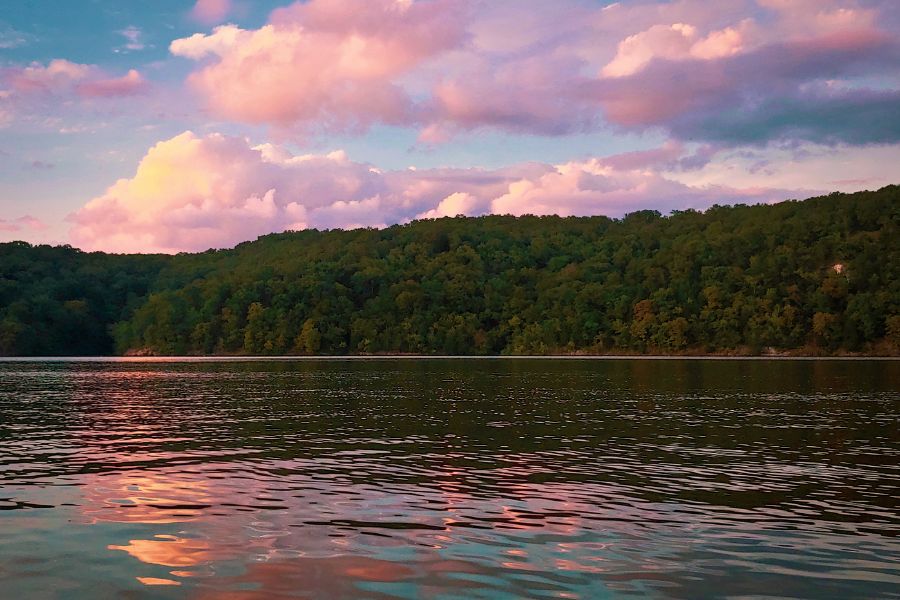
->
[0,359,898,599]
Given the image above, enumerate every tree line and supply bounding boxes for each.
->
[1,186,898,356]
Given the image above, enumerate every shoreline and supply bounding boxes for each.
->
[1,354,898,362]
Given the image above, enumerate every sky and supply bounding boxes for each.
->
[0,0,898,253]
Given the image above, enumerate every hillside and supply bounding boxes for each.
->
[1,186,898,356]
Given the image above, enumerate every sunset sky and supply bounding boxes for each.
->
[1,0,898,253]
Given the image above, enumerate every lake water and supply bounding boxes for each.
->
[0,358,898,599]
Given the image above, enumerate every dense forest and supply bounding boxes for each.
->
[1,186,898,356]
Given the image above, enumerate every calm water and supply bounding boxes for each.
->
[0,359,898,599]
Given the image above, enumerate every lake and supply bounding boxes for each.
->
[1,358,898,599]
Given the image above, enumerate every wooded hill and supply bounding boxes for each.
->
[1,186,898,356]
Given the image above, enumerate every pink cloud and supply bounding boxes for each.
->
[76,69,147,98]
[600,21,753,78]
[592,27,900,143]
[7,59,91,94]
[424,53,597,138]
[489,159,790,218]
[415,192,487,220]
[68,132,384,253]
[0,215,47,233]
[171,0,467,134]
[67,131,803,253]
[190,0,232,25]
[0,59,151,131]
[167,0,900,146]
[1,60,148,102]
[0,59,149,126]
[600,141,721,172]
[425,1,899,142]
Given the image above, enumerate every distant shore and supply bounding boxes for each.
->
[4,188,899,359]
[2,352,895,361]
[119,345,897,358]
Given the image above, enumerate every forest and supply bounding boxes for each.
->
[1,186,898,356]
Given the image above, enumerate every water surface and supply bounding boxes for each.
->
[1,358,898,599]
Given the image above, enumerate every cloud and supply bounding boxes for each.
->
[594,28,900,145]
[422,53,597,140]
[167,0,900,148]
[0,215,47,233]
[0,59,150,129]
[0,23,31,49]
[76,69,147,98]
[1,59,148,99]
[26,160,55,170]
[600,141,720,172]
[190,0,232,25]
[668,141,900,193]
[171,0,467,135]
[69,132,382,252]
[600,21,752,77]
[116,26,146,52]
[673,86,900,146]
[169,25,243,60]
[446,1,900,145]
[5,59,92,94]
[488,159,788,218]
[0,104,12,127]
[68,131,804,253]
[415,192,487,219]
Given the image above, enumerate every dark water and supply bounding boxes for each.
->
[1,359,898,599]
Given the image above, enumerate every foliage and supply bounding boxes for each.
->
[1,186,898,356]
[0,243,168,355]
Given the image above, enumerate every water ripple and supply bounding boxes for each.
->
[0,358,898,599]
